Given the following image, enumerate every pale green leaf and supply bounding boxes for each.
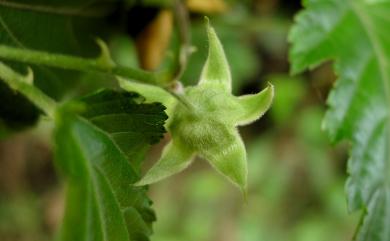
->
[289,0,390,240]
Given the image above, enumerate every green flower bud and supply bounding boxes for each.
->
[121,19,274,193]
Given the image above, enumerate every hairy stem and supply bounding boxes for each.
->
[0,61,57,117]
[0,44,168,85]
[172,0,192,81]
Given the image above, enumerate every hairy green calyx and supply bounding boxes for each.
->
[120,19,274,193]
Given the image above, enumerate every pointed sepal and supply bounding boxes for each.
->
[199,130,247,193]
[198,18,232,92]
[135,140,195,186]
[235,83,274,126]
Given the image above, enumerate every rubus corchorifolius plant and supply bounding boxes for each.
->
[1,0,390,239]
[120,20,274,194]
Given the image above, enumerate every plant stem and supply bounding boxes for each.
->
[171,0,192,81]
[0,61,57,118]
[0,44,165,85]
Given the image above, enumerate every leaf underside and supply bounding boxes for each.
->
[290,0,390,240]
[55,90,168,241]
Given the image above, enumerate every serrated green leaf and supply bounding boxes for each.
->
[79,89,168,168]
[289,0,390,240]
[54,90,168,241]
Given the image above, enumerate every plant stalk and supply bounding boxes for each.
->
[0,61,57,118]
[0,44,165,86]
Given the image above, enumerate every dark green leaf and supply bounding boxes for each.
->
[0,0,116,131]
[0,0,116,97]
[54,90,168,241]
[80,89,168,168]
[289,0,390,240]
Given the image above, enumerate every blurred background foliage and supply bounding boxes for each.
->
[0,0,359,240]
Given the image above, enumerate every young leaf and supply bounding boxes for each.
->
[54,90,168,241]
[289,0,390,240]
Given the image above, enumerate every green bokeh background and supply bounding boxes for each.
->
[0,0,359,240]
